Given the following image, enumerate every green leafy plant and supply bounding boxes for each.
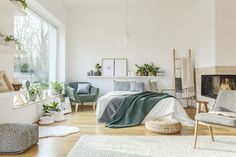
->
[4,35,22,49]
[28,86,38,101]
[48,101,61,112]
[95,63,102,72]
[20,63,29,73]
[12,0,28,9]
[95,63,102,76]
[135,63,160,76]
[40,82,49,90]
[51,81,64,94]
[41,102,61,116]
[135,64,148,76]
[41,104,50,116]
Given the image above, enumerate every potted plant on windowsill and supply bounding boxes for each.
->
[28,87,38,101]
[48,101,65,122]
[51,81,64,95]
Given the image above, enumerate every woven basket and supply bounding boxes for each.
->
[145,119,182,134]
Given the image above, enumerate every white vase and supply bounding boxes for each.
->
[50,111,65,122]
[39,116,55,125]
[5,41,16,48]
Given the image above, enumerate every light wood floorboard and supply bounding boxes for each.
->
[1,107,235,157]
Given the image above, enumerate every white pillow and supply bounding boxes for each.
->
[130,80,151,91]
[77,83,91,94]
[130,82,144,92]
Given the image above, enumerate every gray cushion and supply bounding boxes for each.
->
[196,113,236,127]
[77,83,91,94]
[130,82,144,92]
[113,80,130,91]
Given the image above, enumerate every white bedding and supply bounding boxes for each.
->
[96,91,194,126]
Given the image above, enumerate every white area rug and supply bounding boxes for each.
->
[39,126,80,138]
[67,135,236,157]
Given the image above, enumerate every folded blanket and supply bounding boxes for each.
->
[106,91,173,128]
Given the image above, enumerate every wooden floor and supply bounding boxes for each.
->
[1,107,235,157]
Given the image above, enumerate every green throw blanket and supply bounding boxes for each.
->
[106,91,173,128]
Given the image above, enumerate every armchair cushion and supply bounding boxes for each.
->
[77,83,91,94]
[78,94,95,103]
[196,113,236,127]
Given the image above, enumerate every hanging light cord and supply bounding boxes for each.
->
[126,0,129,35]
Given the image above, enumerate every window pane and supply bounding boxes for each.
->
[14,9,57,83]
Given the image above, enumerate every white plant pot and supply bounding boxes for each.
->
[5,41,16,48]
[50,111,65,122]
[39,116,55,125]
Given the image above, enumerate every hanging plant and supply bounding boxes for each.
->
[3,35,22,49]
[10,0,28,9]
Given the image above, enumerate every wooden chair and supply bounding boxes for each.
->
[193,91,236,148]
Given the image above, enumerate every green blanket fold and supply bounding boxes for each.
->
[106,91,173,128]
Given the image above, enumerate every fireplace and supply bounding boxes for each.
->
[201,75,236,98]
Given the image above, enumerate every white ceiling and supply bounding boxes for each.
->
[63,0,200,8]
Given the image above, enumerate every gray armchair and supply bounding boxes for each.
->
[193,91,236,148]
[64,82,99,112]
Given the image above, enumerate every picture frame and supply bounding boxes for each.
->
[114,58,127,76]
[61,97,72,114]
[0,71,14,93]
[102,58,114,76]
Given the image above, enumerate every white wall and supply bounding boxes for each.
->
[215,0,236,66]
[68,0,214,94]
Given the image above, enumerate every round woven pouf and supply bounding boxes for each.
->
[145,119,182,134]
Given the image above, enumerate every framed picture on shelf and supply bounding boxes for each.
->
[114,58,127,76]
[0,71,14,93]
[61,97,72,114]
[102,58,114,76]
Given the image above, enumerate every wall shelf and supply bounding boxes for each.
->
[0,0,27,17]
[0,44,26,55]
[88,74,165,79]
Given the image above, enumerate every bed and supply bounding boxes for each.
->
[96,91,194,128]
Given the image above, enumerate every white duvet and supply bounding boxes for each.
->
[96,91,194,126]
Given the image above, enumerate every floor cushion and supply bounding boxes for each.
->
[145,119,182,134]
[0,123,38,154]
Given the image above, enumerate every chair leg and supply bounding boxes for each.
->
[209,126,214,141]
[75,103,79,112]
[193,120,199,148]
[81,103,84,112]
[93,102,96,111]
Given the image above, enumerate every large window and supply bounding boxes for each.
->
[14,9,57,83]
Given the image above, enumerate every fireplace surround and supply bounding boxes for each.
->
[201,75,236,98]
